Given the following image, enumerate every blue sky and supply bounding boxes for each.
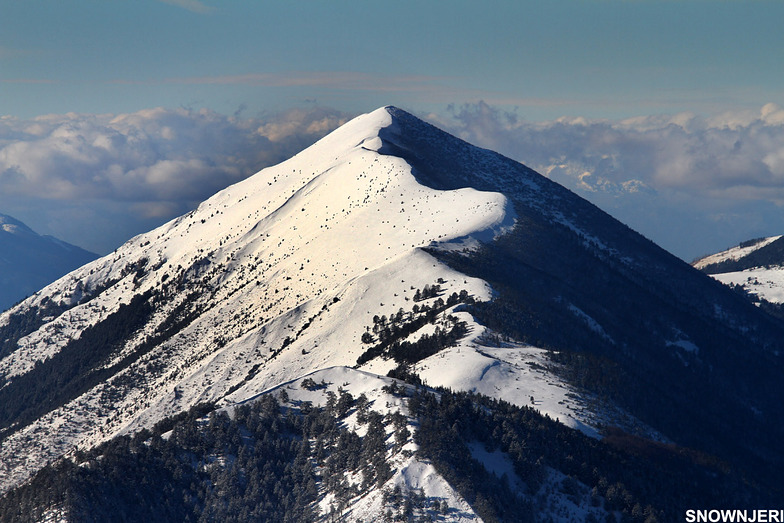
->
[3,0,781,119]
[1,0,783,260]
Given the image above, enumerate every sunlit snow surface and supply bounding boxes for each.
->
[693,235,782,270]
[695,235,784,304]
[0,107,634,501]
[712,267,784,304]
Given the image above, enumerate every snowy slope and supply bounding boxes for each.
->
[255,366,607,523]
[693,236,781,270]
[254,367,482,522]
[695,235,784,303]
[0,107,607,496]
[711,268,784,304]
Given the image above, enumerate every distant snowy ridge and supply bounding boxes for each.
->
[0,215,35,237]
[693,235,782,270]
[695,235,784,304]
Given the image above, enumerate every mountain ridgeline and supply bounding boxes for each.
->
[693,235,784,323]
[697,235,784,274]
[0,106,782,520]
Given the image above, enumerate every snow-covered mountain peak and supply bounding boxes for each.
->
[0,213,35,237]
[0,106,529,492]
[4,107,784,516]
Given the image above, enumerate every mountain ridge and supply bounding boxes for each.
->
[0,106,525,492]
[694,235,784,317]
[695,235,784,274]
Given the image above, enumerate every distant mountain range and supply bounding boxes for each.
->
[1,107,782,521]
[0,214,97,312]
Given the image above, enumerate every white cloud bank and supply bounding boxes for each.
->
[434,102,784,202]
[2,101,783,261]
[0,106,349,253]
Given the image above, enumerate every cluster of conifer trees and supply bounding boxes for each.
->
[356,284,472,366]
[399,380,774,522]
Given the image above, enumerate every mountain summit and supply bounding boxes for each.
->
[0,106,518,490]
[1,107,782,519]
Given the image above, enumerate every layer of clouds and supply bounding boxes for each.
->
[3,100,784,261]
[0,106,350,253]
[434,101,784,202]
[430,102,784,260]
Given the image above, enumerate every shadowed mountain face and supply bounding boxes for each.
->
[0,214,97,312]
[381,106,784,486]
[0,107,782,518]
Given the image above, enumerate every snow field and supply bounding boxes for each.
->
[693,235,781,270]
[712,267,784,304]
